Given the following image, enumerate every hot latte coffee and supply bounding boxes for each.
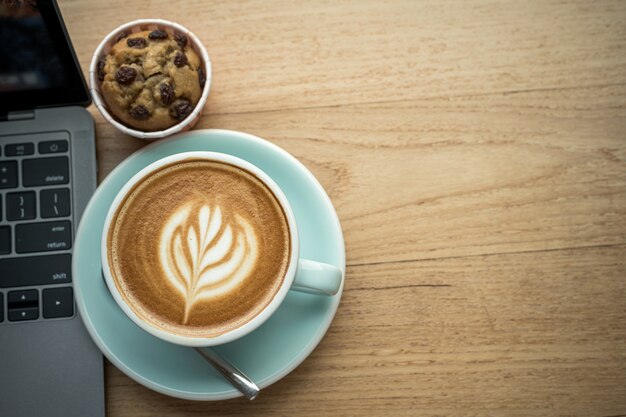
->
[107,159,291,337]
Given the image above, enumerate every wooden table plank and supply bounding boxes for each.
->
[59,0,626,114]
[93,85,626,265]
[103,245,626,417]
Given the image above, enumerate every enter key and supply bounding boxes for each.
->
[15,221,72,253]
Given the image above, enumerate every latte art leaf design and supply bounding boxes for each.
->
[159,202,258,323]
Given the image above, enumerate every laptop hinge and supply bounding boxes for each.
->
[3,110,36,121]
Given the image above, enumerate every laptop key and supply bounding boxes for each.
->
[0,226,10,254]
[8,289,38,306]
[8,306,38,321]
[39,140,69,154]
[0,254,71,287]
[43,287,74,318]
[6,191,36,221]
[22,156,69,186]
[0,161,18,189]
[40,188,71,218]
[5,143,35,157]
[15,221,71,253]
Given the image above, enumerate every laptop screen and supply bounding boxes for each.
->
[0,0,90,113]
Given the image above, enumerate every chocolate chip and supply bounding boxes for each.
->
[114,31,129,43]
[148,29,168,40]
[197,67,206,89]
[159,83,174,105]
[127,37,147,48]
[115,66,137,85]
[170,99,193,120]
[173,51,188,67]
[174,33,188,48]
[129,105,151,120]
[97,60,106,81]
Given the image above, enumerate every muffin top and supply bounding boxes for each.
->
[98,29,205,131]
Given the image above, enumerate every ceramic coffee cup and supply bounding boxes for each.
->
[101,151,343,347]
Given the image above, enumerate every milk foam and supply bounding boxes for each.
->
[158,201,258,323]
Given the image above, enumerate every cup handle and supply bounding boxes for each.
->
[290,259,343,296]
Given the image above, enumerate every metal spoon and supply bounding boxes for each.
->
[100,273,259,399]
[194,347,259,400]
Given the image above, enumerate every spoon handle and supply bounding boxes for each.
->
[194,347,260,400]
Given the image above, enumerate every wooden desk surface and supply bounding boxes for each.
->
[59,0,626,415]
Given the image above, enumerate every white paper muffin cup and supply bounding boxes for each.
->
[89,19,212,140]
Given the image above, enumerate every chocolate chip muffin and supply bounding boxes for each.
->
[98,29,205,131]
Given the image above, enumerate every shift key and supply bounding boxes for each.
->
[16,221,72,253]
[0,254,71,288]
[22,157,69,186]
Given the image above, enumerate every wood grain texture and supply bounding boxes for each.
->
[55,0,626,415]
[60,0,626,114]
[92,84,626,265]
[104,246,626,417]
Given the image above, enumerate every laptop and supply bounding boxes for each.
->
[0,1,105,416]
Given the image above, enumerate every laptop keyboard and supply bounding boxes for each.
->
[0,132,75,324]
